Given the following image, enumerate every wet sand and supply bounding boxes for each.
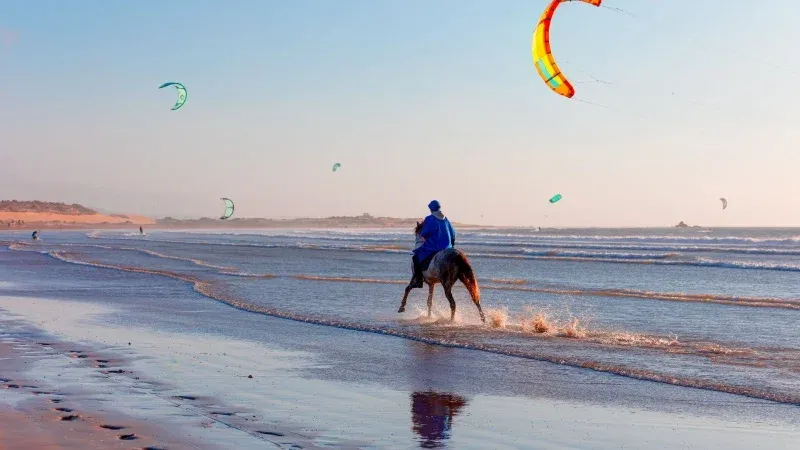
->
[0,306,321,450]
[0,340,198,450]
[1,295,798,449]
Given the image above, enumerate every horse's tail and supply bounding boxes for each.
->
[455,251,480,303]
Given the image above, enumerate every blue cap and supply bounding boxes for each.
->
[428,200,441,212]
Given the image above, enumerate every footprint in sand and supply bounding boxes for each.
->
[257,431,285,437]
[210,411,235,416]
[60,414,80,421]
[54,407,74,413]
[119,433,138,440]
[100,425,126,430]
[173,395,197,401]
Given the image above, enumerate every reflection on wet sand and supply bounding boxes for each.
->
[411,391,469,448]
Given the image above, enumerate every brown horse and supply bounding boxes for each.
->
[398,222,486,323]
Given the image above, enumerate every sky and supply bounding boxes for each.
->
[2,0,800,227]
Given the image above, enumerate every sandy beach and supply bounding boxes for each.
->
[0,299,322,450]
[0,212,154,229]
[2,295,798,450]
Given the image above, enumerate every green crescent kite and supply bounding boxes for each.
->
[548,194,562,204]
[158,82,187,111]
[220,198,235,220]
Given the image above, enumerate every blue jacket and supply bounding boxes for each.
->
[413,213,455,262]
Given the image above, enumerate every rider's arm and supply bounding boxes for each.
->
[446,220,456,246]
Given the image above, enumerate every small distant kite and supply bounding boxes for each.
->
[220,198,235,220]
[532,0,602,98]
[549,194,562,204]
[158,82,187,111]
[332,162,341,172]
[720,198,728,210]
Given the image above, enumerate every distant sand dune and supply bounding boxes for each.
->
[0,211,155,225]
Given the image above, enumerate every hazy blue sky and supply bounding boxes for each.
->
[2,0,799,226]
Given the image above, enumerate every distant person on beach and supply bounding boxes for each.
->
[31,231,38,240]
[139,226,144,235]
[410,200,456,288]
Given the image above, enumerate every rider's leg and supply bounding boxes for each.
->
[411,255,424,288]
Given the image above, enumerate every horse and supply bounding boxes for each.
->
[397,221,486,323]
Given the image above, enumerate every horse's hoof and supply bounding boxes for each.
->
[398,308,405,313]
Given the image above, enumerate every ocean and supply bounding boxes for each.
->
[1,226,799,448]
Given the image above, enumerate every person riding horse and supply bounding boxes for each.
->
[411,200,456,288]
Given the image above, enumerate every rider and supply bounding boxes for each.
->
[411,200,456,288]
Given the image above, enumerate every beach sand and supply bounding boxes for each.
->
[0,343,201,449]
[1,294,798,449]
[0,302,322,450]
[0,212,154,227]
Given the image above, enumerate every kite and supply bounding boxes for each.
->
[332,162,341,172]
[220,198,235,220]
[158,82,187,110]
[549,194,562,204]
[532,0,602,98]
[720,198,728,210]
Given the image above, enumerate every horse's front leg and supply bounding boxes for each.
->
[426,283,435,317]
[398,282,414,313]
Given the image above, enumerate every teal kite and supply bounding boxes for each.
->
[549,194,562,204]
[220,198,235,220]
[158,82,187,111]
[332,162,341,172]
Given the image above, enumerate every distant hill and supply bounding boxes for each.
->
[0,200,154,228]
[0,200,98,215]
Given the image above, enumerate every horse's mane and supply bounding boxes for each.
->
[414,220,423,235]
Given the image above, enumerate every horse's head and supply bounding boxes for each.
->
[413,221,424,248]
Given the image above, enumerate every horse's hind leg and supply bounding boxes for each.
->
[474,299,486,324]
[398,283,414,313]
[443,284,457,321]
[426,283,435,317]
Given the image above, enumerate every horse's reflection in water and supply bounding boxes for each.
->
[410,391,469,448]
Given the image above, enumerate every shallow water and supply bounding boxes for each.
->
[2,227,800,447]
